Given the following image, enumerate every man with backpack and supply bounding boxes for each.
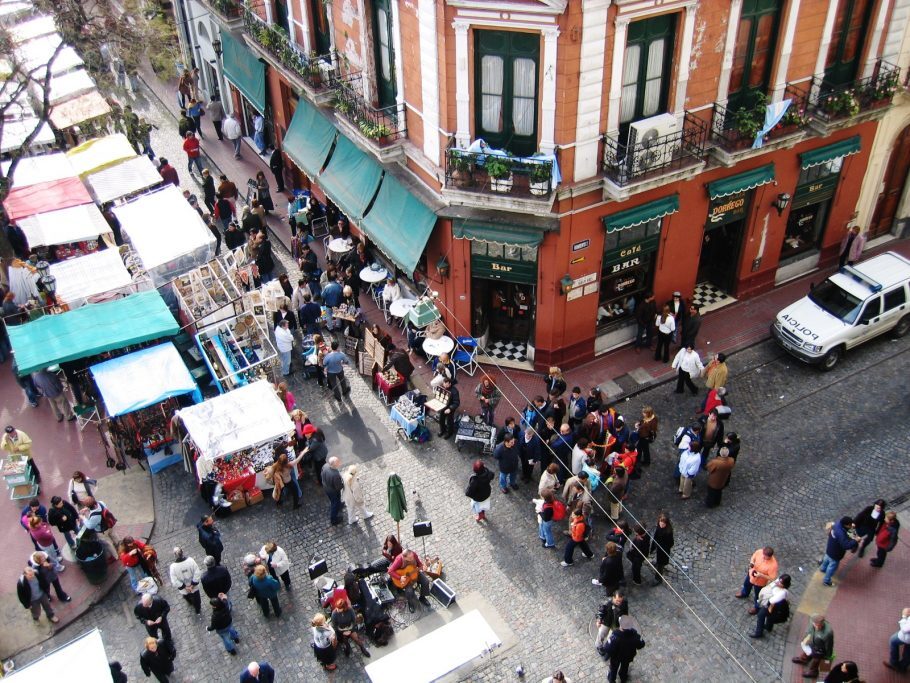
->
[78,496,118,549]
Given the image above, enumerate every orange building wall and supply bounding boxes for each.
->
[398,2,425,154]
[787,0,828,81]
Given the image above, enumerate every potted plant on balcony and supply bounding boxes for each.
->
[772,106,810,137]
[334,98,353,117]
[822,89,860,118]
[485,156,513,193]
[358,119,393,144]
[528,160,551,196]
[449,150,474,189]
[865,71,900,107]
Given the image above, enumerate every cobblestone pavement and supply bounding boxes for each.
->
[11,91,910,682]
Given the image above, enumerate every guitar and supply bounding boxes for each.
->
[390,564,419,589]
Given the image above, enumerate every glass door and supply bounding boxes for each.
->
[372,0,397,108]
[824,0,874,87]
[310,0,331,55]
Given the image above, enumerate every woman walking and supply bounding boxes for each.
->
[870,511,900,568]
[311,612,338,670]
[635,407,658,467]
[267,449,302,509]
[538,462,560,497]
[475,377,501,426]
[248,564,281,618]
[139,637,175,683]
[651,513,675,586]
[654,305,675,362]
[342,464,373,525]
[259,541,292,590]
[465,459,495,523]
[255,170,273,212]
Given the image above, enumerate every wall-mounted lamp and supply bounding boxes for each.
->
[436,255,450,279]
[773,192,791,216]
[560,274,573,296]
[212,39,222,59]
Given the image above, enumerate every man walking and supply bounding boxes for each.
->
[437,376,460,439]
[493,433,521,493]
[269,147,285,193]
[48,496,79,551]
[208,96,225,140]
[183,132,204,176]
[671,345,703,396]
[31,369,75,422]
[602,615,646,683]
[704,447,735,508]
[634,292,656,352]
[320,457,344,526]
[240,661,276,683]
[819,516,858,586]
[201,555,233,599]
[274,319,294,377]
[323,340,350,401]
[16,566,59,624]
[680,304,702,349]
[884,607,910,673]
[223,113,243,159]
[134,592,173,643]
[196,514,224,565]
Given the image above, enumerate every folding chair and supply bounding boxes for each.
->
[310,216,329,238]
[453,345,478,376]
[74,403,101,432]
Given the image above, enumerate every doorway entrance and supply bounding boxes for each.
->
[698,220,745,295]
[471,280,535,363]
[869,124,910,239]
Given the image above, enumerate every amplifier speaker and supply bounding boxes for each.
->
[308,557,328,580]
[430,578,456,607]
[413,520,433,537]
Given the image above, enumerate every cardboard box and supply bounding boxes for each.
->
[246,488,264,505]
[228,491,247,511]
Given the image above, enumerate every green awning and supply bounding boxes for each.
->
[283,99,336,178]
[8,290,180,375]
[318,136,382,221]
[453,220,545,247]
[708,163,776,199]
[603,194,680,233]
[221,31,266,113]
[361,173,437,274]
[800,136,861,169]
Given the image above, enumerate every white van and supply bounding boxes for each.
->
[771,251,910,370]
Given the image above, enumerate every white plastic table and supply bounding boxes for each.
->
[388,298,417,318]
[328,238,353,260]
[360,265,388,284]
[422,335,455,357]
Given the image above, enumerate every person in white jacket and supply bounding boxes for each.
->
[677,444,702,500]
[341,465,373,525]
[259,541,292,590]
[671,345,704,396]
[886,607,910,672]
[169,546,202,614]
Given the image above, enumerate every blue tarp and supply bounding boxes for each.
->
[90,342,201,417]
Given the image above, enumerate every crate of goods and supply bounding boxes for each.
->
[246,487,264,505]
[228,489,247,511]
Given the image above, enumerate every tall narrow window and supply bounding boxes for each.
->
[474,31,540,156]
[824,0,874,86]
[620,15,676,137]
[310,0,331,55]
[727,0,780,111]
[372,0,396,108]
[274,0,289,34]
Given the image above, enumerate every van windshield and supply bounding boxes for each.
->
[808,279,863,323]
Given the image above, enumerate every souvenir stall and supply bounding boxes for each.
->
[84,155,163,205]
[172,248,251,331]
[176,380,294,505]
[16,203,114,262]
[48,90,112,141]
[195,313,278,394]
[90,343,202,473]
[114,185,217,288]
[49,248,145,308]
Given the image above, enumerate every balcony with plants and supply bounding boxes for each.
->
[602,112,708,193]
[242,7,338,96]
[199,0,244,29]
[809,60,900,130]
[329,74,406,153]
[444,146,554,200]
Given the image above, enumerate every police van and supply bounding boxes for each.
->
[771,251,910,370]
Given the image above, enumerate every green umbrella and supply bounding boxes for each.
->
[387,473,408,542]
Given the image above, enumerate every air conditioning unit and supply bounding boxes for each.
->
[626,113,680,175]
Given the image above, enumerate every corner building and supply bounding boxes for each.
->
[176,0,908,370]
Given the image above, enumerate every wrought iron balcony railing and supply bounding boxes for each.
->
[330,73,406,146]
[602,112,707,186]
[444,146,554,197]
[810,59,900,123]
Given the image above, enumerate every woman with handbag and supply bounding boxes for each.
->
[68,471,97,505]
[311,612,338,670]
[465,459,495,523]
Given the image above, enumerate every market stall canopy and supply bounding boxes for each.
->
[37,68,96,106]
[49,90,111,130]
[220,30,266,113]
[114,185,216,285]
[17,34,83,75]
[318,135,382,221]
[91,342,201,417]
[0,117,55,154]
[66,134,136,177]
[2,152,75,187]
[282,98,337,178]
[85,155,163,203]
[6,629,113,682]
[3,177,92,221]
[175,380,293,462]
[361,173,437,275]
[50,248,134,305]
[9,15,57,44]
[17,202,111,247]
[8,289,179,375]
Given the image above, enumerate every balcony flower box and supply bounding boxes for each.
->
[485,157,513,193]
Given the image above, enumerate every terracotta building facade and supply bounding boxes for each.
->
[174,0,907,370]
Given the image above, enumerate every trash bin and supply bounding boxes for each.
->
[75,538,108,585]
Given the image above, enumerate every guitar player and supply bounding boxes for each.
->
[387,549,432,613]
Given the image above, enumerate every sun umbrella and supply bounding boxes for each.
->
[387,472,408,542]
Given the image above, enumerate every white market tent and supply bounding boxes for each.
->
[17,202,112,248]
[113,184,216,286]
[66,134,136,177]
[2,152,75,187]
[37,68,96,105]
[6,629,113,682]
[0,117,55,153]
[50,248,135,306]
[86,155,163,204]
[17,34,83,75]
[176,380,293,479]
[9,15,57,45]
[91,342,201,418]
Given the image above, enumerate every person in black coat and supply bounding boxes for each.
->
[272,302,298,334]
[139,637,175,683]
[465,460,495,522]
[603,616,646,683]
[853,499,886,557]
[595,589,629,653]
[134,593,173,642]
[596,542,625,595]
[47,495,80,550]
[196,515,224,565]
[651,513,674,586]
[206,595,240,655]
[383,346,414,382]
[680,304,702,349]
[627,524,651,585]
[438,377,460,439]
[493,434,521,492]
[495,417,521,445]
[201,556,233,598]
[109,661,128,683]
[269,148,285,193]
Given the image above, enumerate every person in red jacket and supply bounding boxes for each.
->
[870,511,900,568]
[182,131,203,176]
[158,158,179,187]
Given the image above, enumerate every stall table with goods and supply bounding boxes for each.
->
[375,368,406,405]
[454,415,496,455]
[195,313,277,393]
[172,249,249,331]
[389,393,426,439]
[15,203,114,263]
[176,381,294,505]
[2,455,39,500]
[90,342,202,473]
[49,248,143,309]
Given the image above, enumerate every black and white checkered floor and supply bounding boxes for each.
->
[484,340,528,363]
[691,281,737,313]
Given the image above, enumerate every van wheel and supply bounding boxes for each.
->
[820,347,842,371]
[894,314,910,338]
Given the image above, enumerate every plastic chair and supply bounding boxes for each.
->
[456,336,478,350]
[453,345,478,376]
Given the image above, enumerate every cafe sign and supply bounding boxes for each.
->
[707,191,749,227]
[471,254,537,285]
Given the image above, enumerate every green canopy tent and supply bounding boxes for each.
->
[387,472,407,542]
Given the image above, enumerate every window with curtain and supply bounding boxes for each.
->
[474,30,540,156]
[372,0,396,108]
[310,0,331,55]
[727,0,780,110]
[824,0,873,86]
[619,15,676,132]
[377,8,391,81]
